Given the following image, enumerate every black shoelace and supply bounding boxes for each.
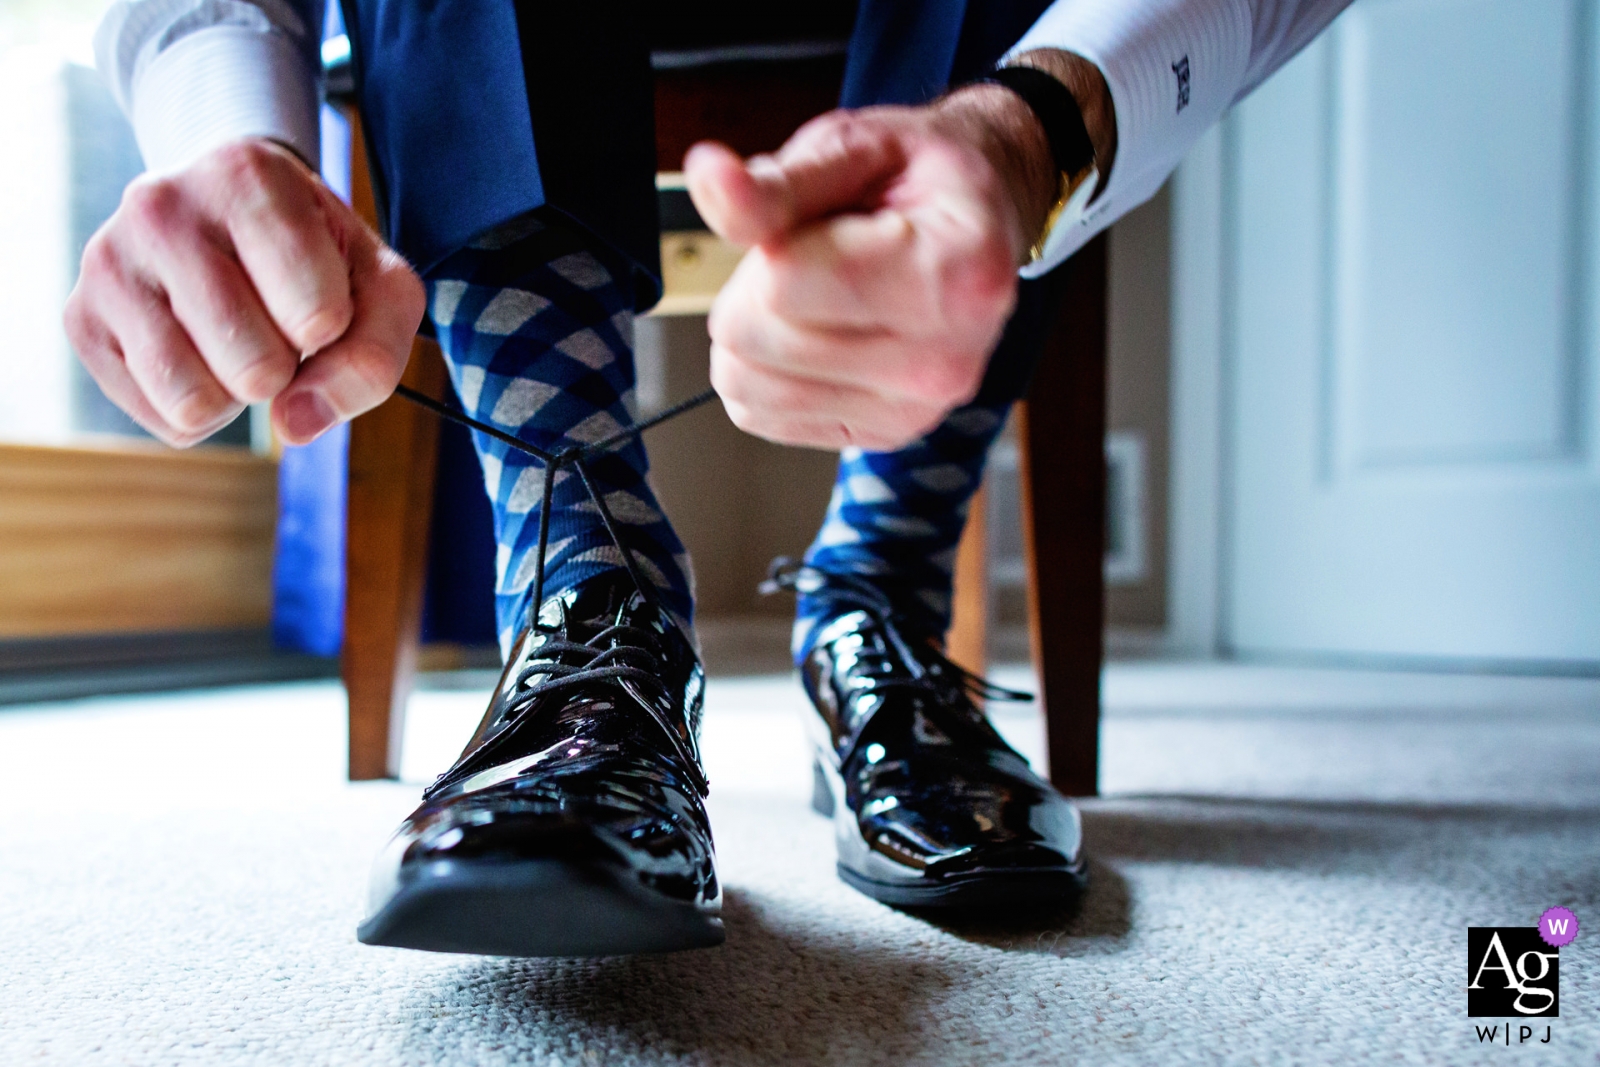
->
[396,382,716,622]
[423,618,710,801]
[395,383,1026,795]
[397,382,717,797]
[761,557,1033,706]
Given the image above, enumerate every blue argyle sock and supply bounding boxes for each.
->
[790,268,1073,662]
[425,217,693,654]
[794,398,1010,659]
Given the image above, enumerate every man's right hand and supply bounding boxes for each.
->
[63,137,425,448]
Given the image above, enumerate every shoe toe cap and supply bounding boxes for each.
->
[368,782,715,919]
[849,763,1084,885]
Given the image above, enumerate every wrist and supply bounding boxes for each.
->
[1009,49,1118,188]
[934,50,1118,266]
[932,83,1060,264]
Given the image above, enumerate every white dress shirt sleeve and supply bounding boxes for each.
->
[94,0,323,175]
[1007,0,1354,277]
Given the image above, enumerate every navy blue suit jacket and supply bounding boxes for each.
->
[329,1,1055,306]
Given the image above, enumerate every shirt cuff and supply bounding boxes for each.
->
[1006,0,1252,277]
[129,26,320,174]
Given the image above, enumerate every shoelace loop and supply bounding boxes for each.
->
[761,557,1034,705]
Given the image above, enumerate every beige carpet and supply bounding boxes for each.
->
[1,663,1596,1064]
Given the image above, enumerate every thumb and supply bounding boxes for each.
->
[684,110,905,247]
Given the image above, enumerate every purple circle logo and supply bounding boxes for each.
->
[1538,907,1579,948]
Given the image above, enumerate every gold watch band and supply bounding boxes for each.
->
[1029,162,1098,264]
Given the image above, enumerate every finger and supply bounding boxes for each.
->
[107,277,245,437]
[749,210,922,332]
[710,344,942,451]
[761,202,1017,342]
[68,234,243,441]
[119,177,300,405]
[271,227,424,444]
[710,272,982,406]
[685,109,905,246]
[65,294,231,448]
[207,142,354,355]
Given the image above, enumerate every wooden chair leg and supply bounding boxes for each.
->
[333,102,452,780]
[945,483,988,678]
[342,338,449,780]
[1018,235,1108,797]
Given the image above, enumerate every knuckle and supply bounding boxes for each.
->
[62,309,109,368]
[167,386,229,435]
[398,261,427,312]
[836,421,869,450]
[328,343,406,414]
[146,423,191,448]
[61,291,92,346]
[358,346,408,396]
[900,351,980,406]
[229,354,296,403]
[387,259,427,330]
[118,333,158,375]
[160,418,217,449]
[708,346,766,410]
[705,301,736,349]
[212,139,281,193]
[942,354,986,403]
[286,309,346,357]
[707,350,743,401]
[797,110,871,162]
[708,262,765,340]
[121,177,184,233]
[284,280,356,354]
[705,298,727,341]
[721,399,758,435]
[951,238,1018,316]
[77,231,120,282]
[908,407,947,443]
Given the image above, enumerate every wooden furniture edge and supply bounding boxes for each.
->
[0,441,276,638]
[338,103,454,780]
[1018,235,1108,797]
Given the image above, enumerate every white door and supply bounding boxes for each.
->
[1223,0,1600,665]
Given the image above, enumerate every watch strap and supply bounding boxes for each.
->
[975,64,1095,182]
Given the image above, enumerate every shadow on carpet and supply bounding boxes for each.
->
[1083,796,1600,883]
[394,873,1131,1066]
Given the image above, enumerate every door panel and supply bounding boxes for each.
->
[1334,0,1579,467]
[1225,0,1600,663]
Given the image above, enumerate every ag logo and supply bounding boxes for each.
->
[1467,928,1558,1017]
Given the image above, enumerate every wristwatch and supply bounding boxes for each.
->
[976,64,1100,265]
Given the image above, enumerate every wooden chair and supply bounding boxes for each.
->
[335,56,1107,796]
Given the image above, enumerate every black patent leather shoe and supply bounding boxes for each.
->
[357,571,722,956]
[768,562,1086,909]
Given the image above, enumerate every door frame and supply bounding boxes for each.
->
[1166,124,1232,658]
